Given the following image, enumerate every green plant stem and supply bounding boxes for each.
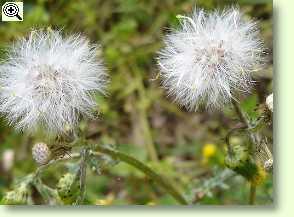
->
[35,153,80,177]
[75,148,88,205]
[92,145,188,205]
[232,99,257,146]
[138,107,159,162]
[232,99,249,126]
[231,99,257,205]
[249,183,256,205]
[134,64,159,162]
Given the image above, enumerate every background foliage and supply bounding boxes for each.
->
[0,0,273,205]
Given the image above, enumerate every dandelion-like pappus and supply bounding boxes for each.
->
[158,8,265,110]
[0,30,108,133]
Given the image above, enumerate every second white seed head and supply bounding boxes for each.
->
[157,7,265,111]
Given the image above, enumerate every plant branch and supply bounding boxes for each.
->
[231,99,257,147]
[232,99,249,126]
[35,153,80,177]
[33,144,188,205]
[91,145,188,205]
[75,148,88,205]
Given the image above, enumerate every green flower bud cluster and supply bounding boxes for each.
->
[57,173,79,205]
[225,144,266,186]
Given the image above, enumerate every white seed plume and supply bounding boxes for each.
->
[266,93,273,112]
[0,30,107,133]
[158,8,264,110]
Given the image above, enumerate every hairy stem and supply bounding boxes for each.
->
[231,99,257,205]
[92,145,188,205]
[232,99,257,147]
[75,148,88,205]
[232,99,249,126]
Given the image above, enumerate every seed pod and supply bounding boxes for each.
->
[225,143,249,169]
[57,173,79,205]
[32,143,51,165]
[225,144,259,182]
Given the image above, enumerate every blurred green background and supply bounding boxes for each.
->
[0,0,272,205]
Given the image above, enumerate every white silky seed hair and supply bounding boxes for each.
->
[0,30,107,133]
[157,7,265,111]
[266,93,273,112]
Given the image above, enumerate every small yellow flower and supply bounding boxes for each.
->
[202,143,217,159]
[96,199,110,205]
[251,165,267,186]
[96,194,114,205]
[147,201,156,206]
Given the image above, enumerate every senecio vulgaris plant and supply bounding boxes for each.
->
[0,6,273,205]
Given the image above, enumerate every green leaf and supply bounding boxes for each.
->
[240,95,259,121]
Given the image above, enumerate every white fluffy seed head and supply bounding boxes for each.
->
[32,142,51,165]
[266,93,273,112]
[157,7,265,111]
[0,30,107,133]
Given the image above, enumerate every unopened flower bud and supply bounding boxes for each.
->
[32,143,51,165]
[225,144,262,183]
